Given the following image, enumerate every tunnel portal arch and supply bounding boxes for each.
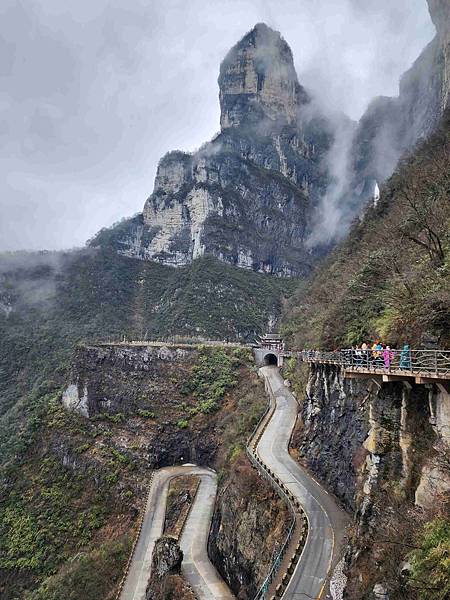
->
[263,352,279,366]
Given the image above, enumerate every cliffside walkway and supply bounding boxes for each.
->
[292,348,450,388]
[119,465,234,600]
[249,367,348,599]
[254,335,450,388]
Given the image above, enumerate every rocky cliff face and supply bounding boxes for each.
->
[138,143,314,275]
[218,23,308,130]
[209,454,290,598]
[294,365,441,511]
[108,23,332,276]
[428,0,450,111]
[62,344,196,419]
[290,362,450,596]
[61,344,225,467]
[292,365,369,510]
[349,0,450,202]
[92,3,450,272]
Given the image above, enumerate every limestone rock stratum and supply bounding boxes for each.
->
[91,5,450,276]
[218,22,308,130]
[104,23,333,276]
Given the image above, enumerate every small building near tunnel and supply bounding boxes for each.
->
[253,334,285,367]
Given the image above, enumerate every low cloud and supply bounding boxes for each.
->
[305,112,356,248]
[0,0,434,251]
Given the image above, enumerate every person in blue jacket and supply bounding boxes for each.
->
[399,344,411,369]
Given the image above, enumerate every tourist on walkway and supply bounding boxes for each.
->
[383,346,394,369]
[371,340,383,366]
[371,341,378,363]
[376,341,384,366]
[399,344,411,369]
[355,345,363,366]
[361,342,368,365]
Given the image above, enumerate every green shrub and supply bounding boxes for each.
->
[110,448,130,465]
[105,472,119,485]
[182,348,239,415]
[409,518,450,599]
[137,409,155,419]
[229,444,242,463]
[0,506,45,570]
[24,536,131,600]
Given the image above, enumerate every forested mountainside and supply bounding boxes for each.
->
[0,249,291,468]
[0,246,292,597]
[282,109,450,349]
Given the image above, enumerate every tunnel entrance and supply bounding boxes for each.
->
[264,353,278,366]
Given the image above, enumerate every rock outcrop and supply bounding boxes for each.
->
[150,536,183,578]
[146,537,195,600]
[218,23,308,130]
[62,344,196,418]
[107,23,332,276]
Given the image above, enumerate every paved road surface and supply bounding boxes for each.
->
[257,366,348,600]
[119,465,233,600]
[180,472,235,599]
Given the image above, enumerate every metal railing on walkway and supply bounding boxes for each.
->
[294,348,450,378]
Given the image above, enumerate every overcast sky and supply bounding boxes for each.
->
[0,0,435,251]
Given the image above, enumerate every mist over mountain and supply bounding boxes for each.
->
[93,23,336,276]
[91,1,449,274]
[0,0,434,253]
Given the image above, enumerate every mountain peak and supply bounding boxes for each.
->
[218,23,308,130]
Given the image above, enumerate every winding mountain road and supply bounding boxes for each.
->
[119,465,233,600]
[119,366,347,600]
[257,366,348,599]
